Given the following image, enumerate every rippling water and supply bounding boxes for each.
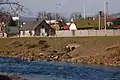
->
[0,57,120,80]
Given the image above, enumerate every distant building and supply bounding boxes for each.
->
[20,20,56,37]
[74,19,104,30]
[69,23,77,30]
[46,20,60,30]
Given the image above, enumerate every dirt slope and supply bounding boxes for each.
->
[0,37,120,67]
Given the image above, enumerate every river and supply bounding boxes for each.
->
[0,57,120,80]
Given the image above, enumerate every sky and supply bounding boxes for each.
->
[19,0,120,17]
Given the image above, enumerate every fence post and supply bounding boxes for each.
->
[113,29,114,36]
[87,30,89,36]
[72,30,75,36]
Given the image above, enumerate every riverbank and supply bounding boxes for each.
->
[0,74,27,80]
[0,37,120,67]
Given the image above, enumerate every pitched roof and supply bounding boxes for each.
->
[74,19,104,28]
[20,20,43,31]
[107,18,117,22]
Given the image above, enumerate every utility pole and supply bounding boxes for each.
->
[84,4,86,20]
[99,14,101,30]
[104,0,107,36]
[18,15,20,37]
[106,2,108,18]
[55,13,56,20]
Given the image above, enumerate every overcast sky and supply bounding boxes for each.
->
[19,0,120,17]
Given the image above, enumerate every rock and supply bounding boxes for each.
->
[54,56,59,60]
[39,53,44,55]
[52,50,58,53]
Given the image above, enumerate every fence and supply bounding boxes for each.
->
[56,30,120,37]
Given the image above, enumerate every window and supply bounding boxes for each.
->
[23,31,25,35]
[29,31,32,35]
[42,25,44,28]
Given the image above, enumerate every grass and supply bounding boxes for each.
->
[0,36,120,52]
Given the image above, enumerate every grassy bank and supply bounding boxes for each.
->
[0,36,120,50]
[0,36,120,67]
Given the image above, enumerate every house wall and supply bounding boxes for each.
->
[0,33,7,37]
[32,31,35,36]
[20,30,35,37]
[56,30,120,37]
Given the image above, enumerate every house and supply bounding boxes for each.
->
[69,22,77,36]
[74,19,105,30]
[73,18,119,30]
[69,23,77,31]
[20,20,56,37]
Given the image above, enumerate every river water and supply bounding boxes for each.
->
[0,57,120,80]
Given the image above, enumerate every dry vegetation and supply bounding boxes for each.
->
[0,37,120,67]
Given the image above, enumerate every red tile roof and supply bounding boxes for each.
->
[107,18,118,22]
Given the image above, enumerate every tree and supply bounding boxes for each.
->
[37,11,64,20]
[0,12,11,24]
[112,18,120,28]
[0,0,31,24]
[0,0,31,14]
[37,11,51,20]
[8,17,17,26]
[0,0,31,23]
[0,0,31,37]
[70,12,82,20]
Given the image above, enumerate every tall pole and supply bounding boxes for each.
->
[106,2,108,18]
[84,4,86,20]
[104,0,107,36]
[17,14,20,38]
[99,15,101,30]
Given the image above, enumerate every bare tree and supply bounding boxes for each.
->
[70,12,82,20]
[94,11,104,19]
[0,0,31,14]
[0,0,31,37]
[0,12,11,23]
[0,0,31,23]
[37,11,49,20]
[37,11,64,20]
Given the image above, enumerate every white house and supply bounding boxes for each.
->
[69,23,77,31]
